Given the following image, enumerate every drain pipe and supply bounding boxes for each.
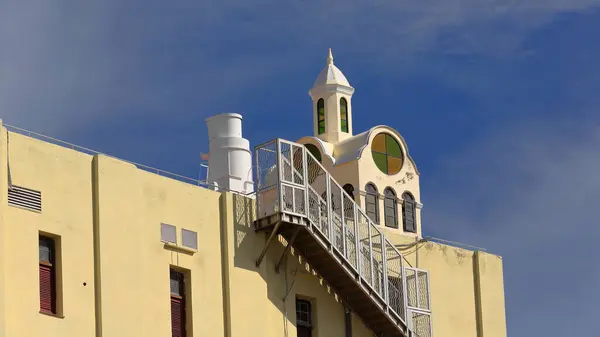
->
[344,306,352,337]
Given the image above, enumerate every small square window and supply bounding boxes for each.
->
[181,229,198,250]
[161,223,177,244]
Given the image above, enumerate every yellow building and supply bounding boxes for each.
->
[0,50,507,337]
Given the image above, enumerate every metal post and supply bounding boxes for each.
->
[275,227,300,273]
[303,147,310,224]
[276,139,283,215]
[368,222,374,288]
[255,221,283,267]
[326,173,333,248]
[402,260,409,322]
[415,268,420,309]
[341,189,347,257]
[382,239,389,312]
[254,144,260,218]
[353,205,360,279]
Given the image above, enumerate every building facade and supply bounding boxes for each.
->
[0,50,507,337]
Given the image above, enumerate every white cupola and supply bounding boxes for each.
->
[308,48,355,145]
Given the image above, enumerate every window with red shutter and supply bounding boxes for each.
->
[170,269,186,337]
[39,235,57,315]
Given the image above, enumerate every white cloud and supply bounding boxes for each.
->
[2,0,599,135]
[422,115,600,335]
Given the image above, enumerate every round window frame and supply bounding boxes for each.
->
[370,133,404,175]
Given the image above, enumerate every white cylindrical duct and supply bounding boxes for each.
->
[205,113,254,195]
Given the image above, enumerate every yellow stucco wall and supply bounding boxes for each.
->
[386,233,507,337]
[3,129,96,336]
[0,128,506,337]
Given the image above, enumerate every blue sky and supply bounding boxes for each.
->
[3,1,600,335]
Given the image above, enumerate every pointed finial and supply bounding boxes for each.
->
[327,48,334,66]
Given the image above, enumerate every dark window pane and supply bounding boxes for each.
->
[305,144,322,162]
[170,270,183,296]
[39,236,53,263]
[298,326,312,337]
[366,184,377,194]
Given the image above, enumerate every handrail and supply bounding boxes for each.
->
[255,138,433,336]
[4,123,256,196]
[258,139,410,324]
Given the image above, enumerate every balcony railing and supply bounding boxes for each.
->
[254,139,432,336]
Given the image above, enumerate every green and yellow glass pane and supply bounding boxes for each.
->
[372,134,386,153]
[387,156,403,175]
[371,133,404,175]
[372,152,387,173]
[340,98,348,133]
[385,134,403,157]
[317,99,325,134]
[341,120,348,133]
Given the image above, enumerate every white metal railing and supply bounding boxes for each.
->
[406,267,433,337]
[254,139,432,334]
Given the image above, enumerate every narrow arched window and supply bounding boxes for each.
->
[304,144,322,162]
[365,183,379,224]
[342,184,355,200]
[340,98,348,133]
[402,192,416,233]
[384,188,398,228]
[317,99,325,134]
[342,184,355,219]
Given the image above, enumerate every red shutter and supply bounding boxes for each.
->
[39,263,55,314]
[171,295,186,337]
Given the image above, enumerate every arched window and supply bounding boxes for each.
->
[342,184,355,219]
[365,183,379,224]
[342,184,355,200]
[402,192,416,233]
[340,98,349,133]
[384,188,398,228]
[317,99,325,134]
[304,144,322,162]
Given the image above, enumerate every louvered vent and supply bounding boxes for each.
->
[8,185,42,212]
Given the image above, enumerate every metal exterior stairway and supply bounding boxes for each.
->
[253,139,432,337]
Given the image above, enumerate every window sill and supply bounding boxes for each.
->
[163,242,197,255]
[39,311,64,319]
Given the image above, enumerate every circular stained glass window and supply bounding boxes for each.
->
[371,133,404,175]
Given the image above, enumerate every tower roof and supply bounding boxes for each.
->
[312,48,351,88]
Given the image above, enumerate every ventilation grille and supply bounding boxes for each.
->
[8,185,42,212]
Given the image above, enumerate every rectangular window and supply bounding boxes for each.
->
[170,269,187,337]
[384,197,397,228]
[365,195,378,223]
[39,235,57,315]
[403,201,416,233]
[161,223,177,244]
[296,298,313,337]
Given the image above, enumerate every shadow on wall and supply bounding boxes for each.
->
[230,193,351,335]
[231,194,266,280]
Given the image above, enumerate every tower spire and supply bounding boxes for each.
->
[327,48,334,66]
